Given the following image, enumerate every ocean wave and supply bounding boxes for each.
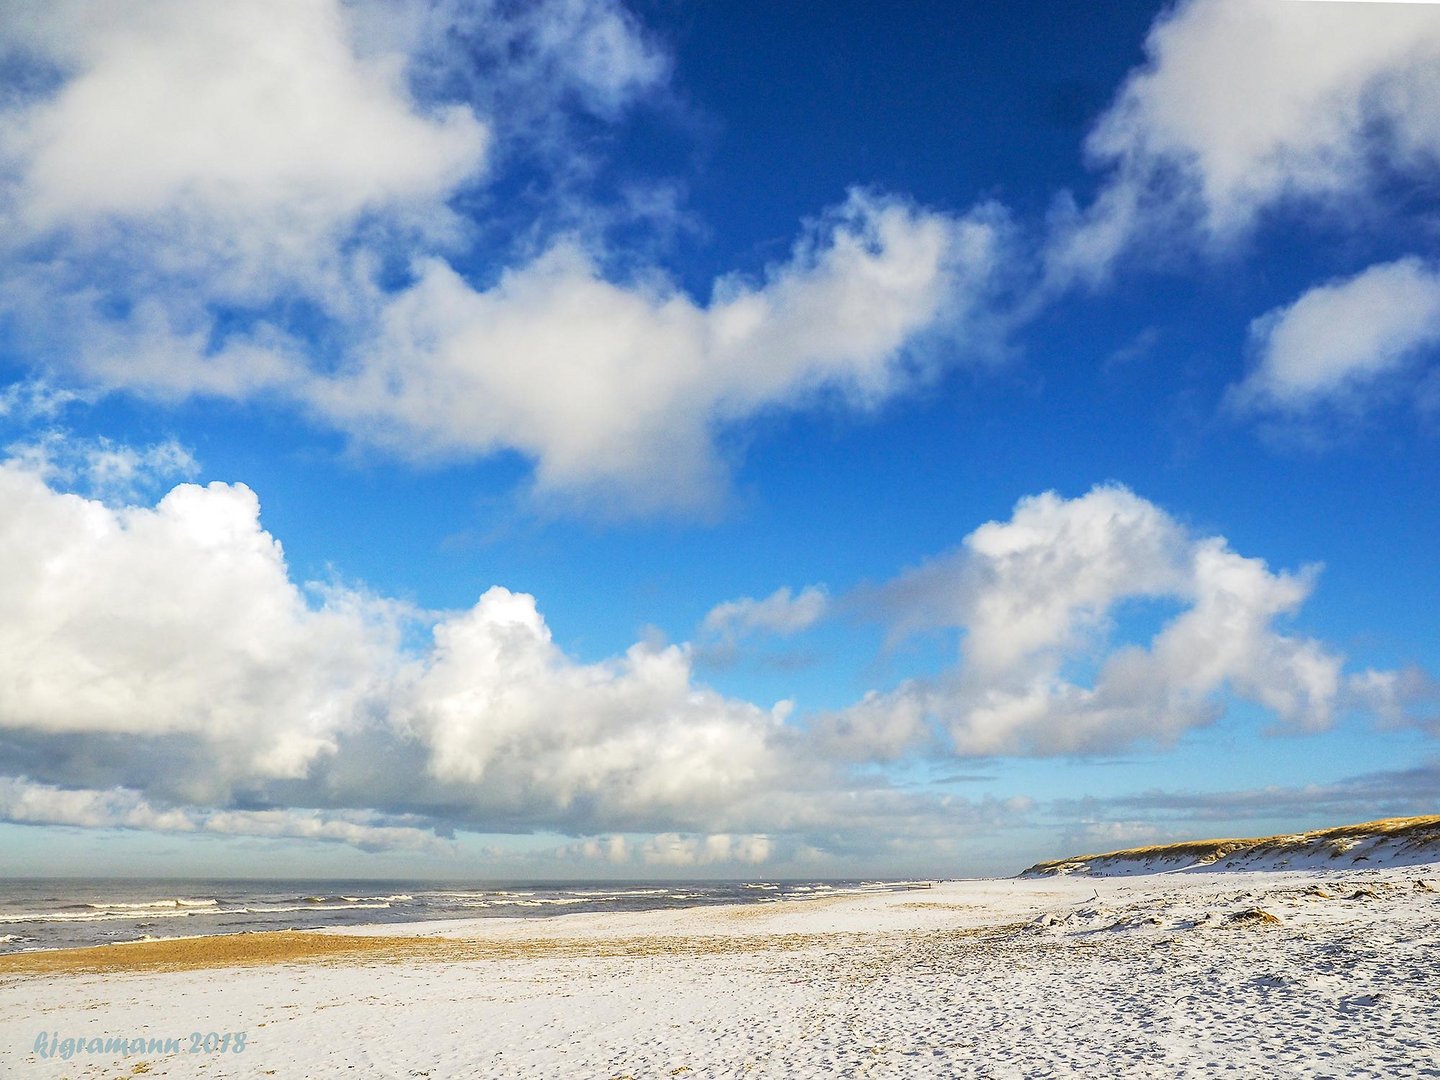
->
[86,898,219,911]
[0,898,392,924]
[240,902,392,914]
[0,907,247,925]
[0,881,932,948]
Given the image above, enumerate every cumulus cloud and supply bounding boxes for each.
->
[1058,818,1176,856]
[308,192,1010,514]
[0,457,402,794]
[810,689,932,764]
[0,0,493,406]
[5,190,1008,516]
[0,445,1068,863]
[1234,257,1440,412]
[0,448,799,827]
[402,586,791,826]
[0,448,998,859]
[0,0,489,300]
[1048,0,1440,283]
[875,485,1190,677]
[831,484,1375,758]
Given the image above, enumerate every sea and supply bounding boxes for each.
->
[0,878,935,954]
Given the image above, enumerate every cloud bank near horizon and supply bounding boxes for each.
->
[0,446,1428,859]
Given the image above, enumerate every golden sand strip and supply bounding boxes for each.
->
[0,931,448,975]
[0,929,865,977]
[0,923,1016,977]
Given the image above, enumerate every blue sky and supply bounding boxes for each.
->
[0,0,1438,879]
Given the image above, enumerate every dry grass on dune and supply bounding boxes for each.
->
[1024,815,1440,875]
[1303,816,1440,840]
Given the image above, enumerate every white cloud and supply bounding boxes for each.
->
[842,485,1360,757]
[0,452,1425,858]
[500,0,666,115]
[810,689,931,764]
[701,585,828,641]
[1,191,1007,517]
[405,586,790,824]
[1235,257,1440,411]
[0,0,488,295]
[0,458,400,791]
[308,191,1009,514]
[910,486,1191,679]
[561,829,777,869]
[199,807,449,853]
[0,0,497,412]
[0,776,195,833]
[0,450,825,839]
[1049,0,1440,283]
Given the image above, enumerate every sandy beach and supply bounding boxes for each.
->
[3,862,1438,1078]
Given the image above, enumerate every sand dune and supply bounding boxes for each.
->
[1021,815,1440,878]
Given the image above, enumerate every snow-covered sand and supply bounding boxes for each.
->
[3,859,1439,1078]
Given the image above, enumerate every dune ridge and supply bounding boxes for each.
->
[1020,814,1440,877]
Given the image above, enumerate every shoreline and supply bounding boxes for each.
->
[0,863,1424,976]
[0,877,946,960]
